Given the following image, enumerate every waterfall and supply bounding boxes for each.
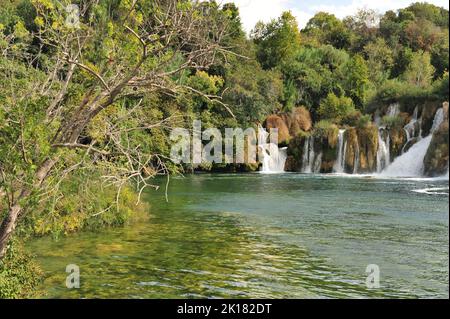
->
[381,108,444,177]
[353,142,360,174]
[313,152,323,173]
[403,106,419,142]
[333,129,346,173]
[258,126,287,173]
[302,136,315,173]
[430,108,444,133]
[386,103,400,117]
[376,128,390,172]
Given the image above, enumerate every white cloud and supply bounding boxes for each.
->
[228,0,449,32]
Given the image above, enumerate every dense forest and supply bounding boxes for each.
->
[0,0,448,297]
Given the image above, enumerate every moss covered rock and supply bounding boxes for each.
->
[356,124,379,173]
[389,127,407,159]
[264,114,291,144]
[289,107,313,134]
[420,100,442,136]
[344,128,359,173]
[424,120,449,177]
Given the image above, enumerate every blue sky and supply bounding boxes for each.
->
[229,0,449,32]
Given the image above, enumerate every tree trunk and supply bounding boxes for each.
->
[0,157,58,259]
[0,202,24,258]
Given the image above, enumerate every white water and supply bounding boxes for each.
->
[430,108,444,133]
[258,126,287,173]
[403,106,420,142]
[386,103,400,117]
[302,136,314,173]
[353,142,360,174]
[313,152,323,173]
[333,129,346,173]
[302,136,322,173]
[376,128,390,173]
[381,108,444,177]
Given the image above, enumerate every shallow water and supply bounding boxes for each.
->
[28,173,449,298]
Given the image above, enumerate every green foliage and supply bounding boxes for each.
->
[317,92,355,123]
[356,114,372,129]
[302,12,351,49]
[0,240,42,298]
[364,38,394,84]
[252,11,301,69]
[342,54,369,108]
[381,115,406,129]
[402,50,436,87]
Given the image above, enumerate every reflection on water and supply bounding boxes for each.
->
[28,174,449,298]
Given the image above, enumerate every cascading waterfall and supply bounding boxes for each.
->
[386,103,400,117]
[381,108,444,177]
[430,108,444,133]
[258,125,287,173]
[353,142,360,174]
[313,152,323,173]
[333,129,346,173]
[301,136,322,173]
[403,106,420,141]
[301,137,310,172]
[376,128,390,172]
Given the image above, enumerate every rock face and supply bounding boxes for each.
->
[286,107,313,135]
[389,127,407,158]
[344,128,358,173]
[357,125,379,173]
[420,100,442,137]
[264,114,291,144]
[424,103,449,176]
[264,107,312,145]
[286,133,308,171]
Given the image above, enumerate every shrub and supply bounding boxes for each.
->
[356,114,372,128]
[317,92,355,123]
[0,240,42,298]
[381,115,406,128]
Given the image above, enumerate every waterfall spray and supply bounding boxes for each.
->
[333,129,346,173]
[258,125,287,173]
[381,108,445,177]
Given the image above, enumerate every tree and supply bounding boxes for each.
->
[342,54,369,109]
[303,12,351,49]
[251,11,301,69]
[317,92,355,123]
[0,0,233,258]
[364,38,394,84]
[402,50,436,87]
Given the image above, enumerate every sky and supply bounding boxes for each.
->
[227,0,450,32]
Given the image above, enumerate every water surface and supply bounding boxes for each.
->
[29,173,449,298]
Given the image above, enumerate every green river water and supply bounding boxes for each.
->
[28,173,449,298]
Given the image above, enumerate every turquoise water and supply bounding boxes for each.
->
[29,173,449,298]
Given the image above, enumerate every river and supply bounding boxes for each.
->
[28,173,449,298]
